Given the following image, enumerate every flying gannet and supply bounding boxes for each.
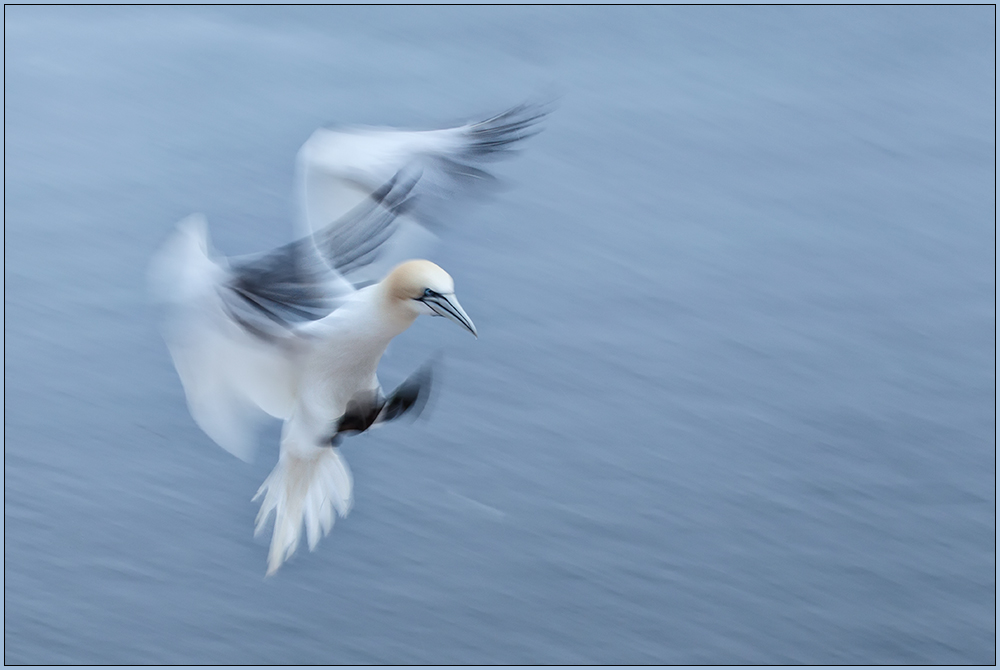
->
[149,104,548,574]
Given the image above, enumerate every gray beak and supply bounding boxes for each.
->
[424,293,477,338]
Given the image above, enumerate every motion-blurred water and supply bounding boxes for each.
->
[4,6,994,664]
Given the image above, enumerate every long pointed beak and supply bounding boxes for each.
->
[425,293,477,338]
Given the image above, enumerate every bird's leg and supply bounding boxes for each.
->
[326,362,434,447]
[378,362,433,423]
[328,391,385,446]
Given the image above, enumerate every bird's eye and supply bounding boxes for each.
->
[423,288,434,297]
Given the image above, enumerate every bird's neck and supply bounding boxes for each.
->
[309,286,417,397]
[366,281,419,341]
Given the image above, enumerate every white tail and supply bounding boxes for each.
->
[253,447,353,575]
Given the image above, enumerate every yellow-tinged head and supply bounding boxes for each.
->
[382,260,477,337]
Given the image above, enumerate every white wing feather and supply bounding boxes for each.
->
[149,215,300,461]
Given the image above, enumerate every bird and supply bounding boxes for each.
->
[149,104,548,574]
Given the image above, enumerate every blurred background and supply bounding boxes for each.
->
[4,6,994,665]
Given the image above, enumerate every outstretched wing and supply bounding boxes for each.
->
[149,214,295,461]
[295,102,551,283]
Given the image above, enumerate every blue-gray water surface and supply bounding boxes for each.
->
[4,6,995,665]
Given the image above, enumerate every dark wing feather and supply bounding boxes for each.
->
[459,103,550,161]
[312,170,420,275]
[407,102,551,226]
[220,172,418,341]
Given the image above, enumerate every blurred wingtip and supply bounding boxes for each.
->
[147,213,216,305]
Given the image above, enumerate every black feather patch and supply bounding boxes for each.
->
[327,362,434,447]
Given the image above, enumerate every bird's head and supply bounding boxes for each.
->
[384,260,477,338]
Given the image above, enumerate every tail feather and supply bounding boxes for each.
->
[253,447,353,575]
